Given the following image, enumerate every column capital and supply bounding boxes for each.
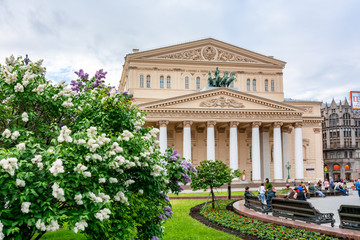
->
[252,121,261,128]
[229,121,240,128]
[282,126,291,133]
[293,122,303,128]
[159,120,169,127]
[207,121,216,128]
[313,128,321,134]
[183,121,193,128]
[273,121,283,128]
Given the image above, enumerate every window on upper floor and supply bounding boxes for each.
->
[329,113,339,127]
[196,77,200,90]
[146,75,151,88]
[343,113,351,126]
[185,76,189,89]
[344,151,348,158]
[330,153,335,159]
[247,79,250,91]
[336,152,341,158]
[265,79,268,91]
[271,80,275,91]
[166,76,171,88]
[140,75,144,88]
[350,151,353,158]
[252,79,256,91]
[160,76,164,88]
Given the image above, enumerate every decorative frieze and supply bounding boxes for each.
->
[200,97,245,108]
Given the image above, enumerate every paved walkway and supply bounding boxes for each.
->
[308,190,360,227]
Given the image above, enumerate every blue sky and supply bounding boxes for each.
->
[1,0,360,103]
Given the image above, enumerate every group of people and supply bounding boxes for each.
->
[244,178,277,205]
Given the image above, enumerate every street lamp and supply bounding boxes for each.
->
[285,162,291,180]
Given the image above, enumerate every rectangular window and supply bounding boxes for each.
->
[247,79,250,91]
[185,77,189,89]
[330,153,334,159]
[160,76,164,88]
[140,75,144,88]
[146,75,151,88]
[265,80,268,91]
[271,80,275,91]
[166,76,171,88]
[252,79,256,91]
[196,77,200,89]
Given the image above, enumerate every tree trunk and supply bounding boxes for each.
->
[210,186,215,209]
[228,184,231,199]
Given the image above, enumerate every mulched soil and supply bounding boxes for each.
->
[189,201,260,240]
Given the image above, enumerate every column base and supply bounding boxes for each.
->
[294,178,304,183]
[273,179,286,183]
[252,180,263,184]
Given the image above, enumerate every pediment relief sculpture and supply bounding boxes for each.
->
[200,97,245,108]
[156,45,259,63]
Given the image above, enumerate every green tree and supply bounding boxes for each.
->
[190,160,238,209]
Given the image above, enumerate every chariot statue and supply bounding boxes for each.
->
[208,67,236,88]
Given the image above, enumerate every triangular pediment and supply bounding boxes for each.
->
[139,88,303,112]
[127,38,285,66]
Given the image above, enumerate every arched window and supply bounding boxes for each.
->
[185,76,189,89]
[196,77,200,89]
[344,164,350,170]
[160,76,164,88]
[140,75,144,88]
[166,76,171,88]
[265,79,268,91]
[271,80,275,91]
[146,75,151,88]
[247,79,250,91]
[329,113,339,127]
[333,164,340,171]
[252,79,256,91]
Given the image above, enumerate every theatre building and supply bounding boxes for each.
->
[119,38,323,183]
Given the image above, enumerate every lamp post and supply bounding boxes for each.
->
[285,162,291,180]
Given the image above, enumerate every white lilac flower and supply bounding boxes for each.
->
[86,127,97,137]
[16,179,25,187]
[16,143,26,150]
[109,177,118,183]
[2,129,11,138]
[92,154,102,161]
[36,219,60,232]
[21,202,31,213]
[74,163,88,173]
[114,191,128,203]
[4,71,17,84]
[62,98,74,108]
[151,165,163,177]
[14,83,24,92]
[124,179,135,187]
[111,142,123,153]
[0,220,4,240]
[22,112,29,122]
[57,126,72,143]
[49,159,65,176]
[87,138,99,152]
[95,208,111,221]
[98,193,110,202]
[121,130,134,141]
[11,131,20,140]
[74,139,86,145]
[139,189,144,194]
[83,171,91,178]
[32,84,46,95]
[73,220,88,233]
[97,133,110,146]
[31,155,44,170]
[99,178,106,183]
[5,55,15,65]
[88,192,103,203]
[0,157,18,176]
[52,183,65,201]
[36,219,47,231]
[109,88,117,98]
[74,194,83,205]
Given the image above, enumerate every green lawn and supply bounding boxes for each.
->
[169,189,289,197]
[163,200,241,240]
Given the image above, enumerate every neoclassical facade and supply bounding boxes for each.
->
[119,38,323,182]
[321,99,360,181]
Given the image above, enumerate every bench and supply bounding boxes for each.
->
[244,195,272,214]
[338,205,360,230]
[271,198,335,227]
[308,187,343,197]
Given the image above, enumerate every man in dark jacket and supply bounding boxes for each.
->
[266,187,277,205]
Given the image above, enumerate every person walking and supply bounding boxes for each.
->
[324,179,330,190]
[317,179,323,190]
[355,178,360,198]
[258,183,266,203]
[329,177,335,190]
[265,178,272,196]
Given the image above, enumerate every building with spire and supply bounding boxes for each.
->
[321,98,360,181]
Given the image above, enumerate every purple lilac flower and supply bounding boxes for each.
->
[164,195,170,202]
[94,69,107,80]
[70,80,83,92]
[74,69,89,80]
[169,150,181,162]
[158,214,167,220]
[164,206,173,217]
[175,181,184,192]
[151,236,161,240]
[181,172,191,184]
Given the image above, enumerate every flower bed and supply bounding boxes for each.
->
[200,200,339,240]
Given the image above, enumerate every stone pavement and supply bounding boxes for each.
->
[308,190,360,227]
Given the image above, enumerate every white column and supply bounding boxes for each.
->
[229,121,239,170]
[183,121,193,160]
[252,122,261,181]
[207,121,216,161]
[273,122,283,181]
[282,127,290,180]
[294,122,304,180]
[159,120,169,154]
[260,127,270,180]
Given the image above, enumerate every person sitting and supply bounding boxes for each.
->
[287,188,297,200]
[295,187,306,201]
[266,187,277,205]
[334,182,348,196]
[300,183,310,199]
[244,186,255,198]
